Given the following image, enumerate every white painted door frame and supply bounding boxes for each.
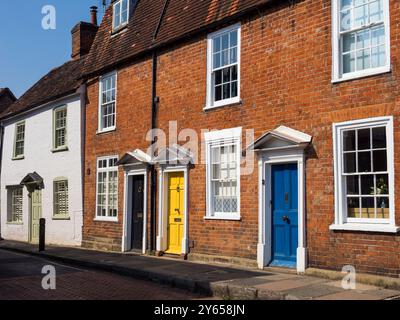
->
[156,165,189,255]
[122,168,148,254]
[257,148,307,273]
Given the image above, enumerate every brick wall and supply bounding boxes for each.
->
[84,0,400,276]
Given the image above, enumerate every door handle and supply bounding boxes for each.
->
[282,215,289,223]
[285,192,289,203]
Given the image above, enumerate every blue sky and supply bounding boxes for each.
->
[0,0,106,98]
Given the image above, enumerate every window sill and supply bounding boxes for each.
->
[52,216,70,221]
[204,215,241,221]
[111,24,128,36]
[204,98,242,111]
[332,66,391,84]
[94,217,119,223]
[6,222,23,225]
[51,146,69,153]
[12,156,24,161]
[329,223,400,233]
[96,127,116,135]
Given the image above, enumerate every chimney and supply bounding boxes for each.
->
[71,6,99,60]
[90,6,98,26]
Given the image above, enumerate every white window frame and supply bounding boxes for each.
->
[112,0,129,32]
[205,24,241,110]
[53,105,68,151]
[53,178,69,219]
[95,155,119,222]
[7,186,23,224]
[332,0,391,82]
[331,116,398,233]
[204,127,242,220]
[13,121,25,159]
[98,72,117,133]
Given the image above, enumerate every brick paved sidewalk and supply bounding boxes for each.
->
[1,240,399,300]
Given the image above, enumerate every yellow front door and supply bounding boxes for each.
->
[166,172,184,255]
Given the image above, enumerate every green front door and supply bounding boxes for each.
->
[30,190,42,243]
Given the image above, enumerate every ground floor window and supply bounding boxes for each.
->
[204,127,241,220]
[8,187,23,223]
[53,179,69,218]
[333,116,395,230]
[96,156,118,220]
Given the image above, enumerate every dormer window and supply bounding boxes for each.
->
[113,0,129,31]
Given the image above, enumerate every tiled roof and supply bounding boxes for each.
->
[83,0,272,77]
[0,88,16,113]
[0,59,84,120]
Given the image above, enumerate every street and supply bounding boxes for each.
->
[0,249,208,300]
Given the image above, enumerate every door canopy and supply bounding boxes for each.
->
[116,149,152,167]
[152,144,193,166]
[247,125,312,152]
[20,172,44,193]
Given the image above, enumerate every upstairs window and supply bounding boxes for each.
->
[53,106,67,151]
[332,0,390,81]
[113,0,129,31]
[206,24,241,109]
[99,72,117,132]
[13,121,25,159]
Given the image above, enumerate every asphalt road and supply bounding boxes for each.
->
[0,249,208,300]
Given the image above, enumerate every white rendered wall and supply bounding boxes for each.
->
[0,95,83,246]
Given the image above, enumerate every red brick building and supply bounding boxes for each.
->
[81,0,400,277]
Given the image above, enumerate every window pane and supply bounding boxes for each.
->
[371,26,385,46]
[221,49,229,66]
[230,30,238,47]
[373,150,387,171]
[376,197,389,218]
[372,127,386,148]
[361,197,375,218]
[356,49,371,70]
[343,130,356,151]
[214,85,222,101]
[213,37,221,53]
[361,175,374,195]
[371,45,386,68]
[340,9,351,31]
[369,0,383,23]
[358,151,371,172]
[375,174,388,195]
[346,175,359,195]
[221,33,229,50]
[354,4,368,28]
[357,128,371,150]
[347,197,360,218]
[343,52,355,74]
[213,53,221,69]
[343,33,355,53]
[356,29,370,50]
[223,83,230,99]
[114,3,121,27]
[344,152,356,173]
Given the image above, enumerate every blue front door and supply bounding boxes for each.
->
[270,163,298,268]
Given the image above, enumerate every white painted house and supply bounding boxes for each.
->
[0,16,98,246]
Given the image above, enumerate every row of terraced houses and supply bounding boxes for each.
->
[1,0,400,277]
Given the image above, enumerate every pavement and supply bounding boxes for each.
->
[1,240,399,300]
[0,249,207,300]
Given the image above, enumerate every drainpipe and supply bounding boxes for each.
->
[149,51,158,253]
[78,83,87,242]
